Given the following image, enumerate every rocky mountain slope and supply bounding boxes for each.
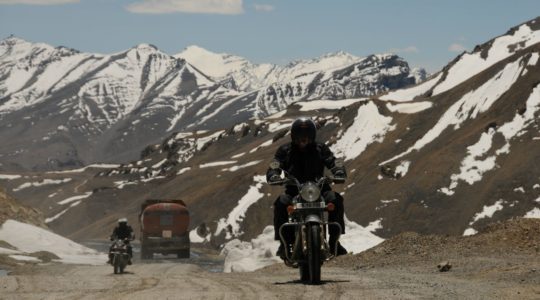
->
[0,38,423,171]
[0,186,45,228]
[0,17,539,250]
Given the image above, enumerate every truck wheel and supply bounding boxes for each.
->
[141,247,153,259]
[177,249,190,258]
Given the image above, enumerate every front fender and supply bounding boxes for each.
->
[304,214,322,224]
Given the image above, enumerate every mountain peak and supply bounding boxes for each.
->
[0,35,30,47]
[176,45,249,79]
[133,43,159,51]
[178,45,223,60]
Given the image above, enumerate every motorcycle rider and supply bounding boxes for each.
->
[266,117,348,260]
[108,218,135,264]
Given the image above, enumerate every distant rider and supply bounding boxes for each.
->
[266,117,348,260]
[108,218,135,264]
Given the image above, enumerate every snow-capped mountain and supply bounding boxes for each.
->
[2,16,537,244]
[0,37,422,170]
[177,46,422,117]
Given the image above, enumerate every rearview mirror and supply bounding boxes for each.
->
[269,160,280,169]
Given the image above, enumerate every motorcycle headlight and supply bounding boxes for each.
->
[300,182,320,202]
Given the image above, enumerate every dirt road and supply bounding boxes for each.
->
[1,218,539,299]
[1,253,538,300]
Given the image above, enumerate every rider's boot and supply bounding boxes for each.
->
[329,237,348,256]
[276,242,288,260]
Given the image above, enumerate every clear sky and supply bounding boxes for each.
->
[0,0,538,73]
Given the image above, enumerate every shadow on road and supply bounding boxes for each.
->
[274,279,350,285]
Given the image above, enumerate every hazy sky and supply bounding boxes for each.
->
[0,0,538,72]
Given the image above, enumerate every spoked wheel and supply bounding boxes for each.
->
[307,223,321,284]
[113,256,120,274]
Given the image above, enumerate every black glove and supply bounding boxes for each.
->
[269,174,281,182]
[332,169,346,183]
[333,170,345,177]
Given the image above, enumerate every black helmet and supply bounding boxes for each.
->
[291,118,316,143]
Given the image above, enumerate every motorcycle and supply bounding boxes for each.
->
[109,238,130,274]
[269,161,344,284]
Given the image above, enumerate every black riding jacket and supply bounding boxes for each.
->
[111,224,134,241]
[266,142,346,195]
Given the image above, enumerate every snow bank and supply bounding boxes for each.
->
[221,217,384,273]
[222,226,281,273]
[0,220,106,265]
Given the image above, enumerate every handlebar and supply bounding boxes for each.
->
[268,170,345,186]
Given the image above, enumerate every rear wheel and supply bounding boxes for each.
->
[307,224,321,284]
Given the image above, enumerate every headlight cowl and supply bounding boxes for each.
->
[300,183,321,202]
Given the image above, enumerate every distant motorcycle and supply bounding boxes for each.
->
[110,238,130,274]
[269,162,344,284]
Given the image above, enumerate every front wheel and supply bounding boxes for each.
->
[308,224,321,284]
[113,255,121,274]
[307,223,321,284]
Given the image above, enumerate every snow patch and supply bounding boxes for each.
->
[331,101,395,161]
[57,192,92,205]
[13,178,72,192]
[386,101,433,114]
[395,161,411,177]
[221,160,263,172]
[200,161,237,168]
[524,207,540,218]
[514,187,525,193]
[177,167,191,175]
[296,98,364,111]
[383,59,523,165]
[0,174,21,180]
[380,73,442,102]
[463,228,478,236]
[433,23,540,95]
[471,200,504,223]
[215,176,266,239]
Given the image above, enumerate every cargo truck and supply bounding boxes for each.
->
[139,199,190,259]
